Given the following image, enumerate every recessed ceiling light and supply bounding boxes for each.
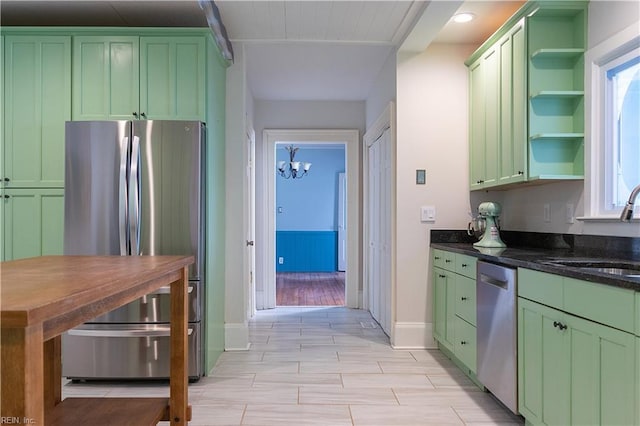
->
[452,12,476,23]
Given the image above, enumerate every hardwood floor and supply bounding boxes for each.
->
[276,272,345,306]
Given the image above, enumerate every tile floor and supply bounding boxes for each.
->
[63,306,524,425]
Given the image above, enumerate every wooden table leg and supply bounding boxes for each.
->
[44,335,62,416]
[169,266,189,425]
[1,325,45,424]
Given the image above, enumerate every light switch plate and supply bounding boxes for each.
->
[421,205,436,222]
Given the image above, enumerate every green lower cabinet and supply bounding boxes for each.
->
[2,188,64,260]
[518,297,637,425]
[454,316,476,373]
[433,267,455,352]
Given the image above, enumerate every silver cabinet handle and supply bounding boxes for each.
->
[68,327,194,338]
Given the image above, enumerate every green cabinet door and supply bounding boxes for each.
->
[72,36,140,120]
[498,19,527,185]
[3,36,71,188]
[469,57,485,189]
[2,188,64,261]
[433,267,455,352]
[567,314,636,426]
[518,298,570,425]
[519,297,637,426]
[140,37,205,120]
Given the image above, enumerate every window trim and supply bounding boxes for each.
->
[583,21,640,221]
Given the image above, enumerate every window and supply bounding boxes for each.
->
[606,55,640,209]
[585,24,640,219]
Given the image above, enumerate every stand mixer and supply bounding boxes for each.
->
[473,201,506,248]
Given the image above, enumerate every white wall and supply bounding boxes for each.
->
[394,43,477,348]
[365,48,397,129]
[495,1,640,238]
[253,100,366,308]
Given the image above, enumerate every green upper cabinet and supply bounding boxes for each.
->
[468,19,526,190]
[3,35,71,188]
[72,35,205,121]
[466,1,587,191]
[527,6,586,181]
[140,37,206,120]
[72,36,140,120]
[498,20,527,186]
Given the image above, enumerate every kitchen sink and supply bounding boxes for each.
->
[541,259,640,278]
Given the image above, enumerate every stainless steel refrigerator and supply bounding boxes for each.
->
[62,120,205,381]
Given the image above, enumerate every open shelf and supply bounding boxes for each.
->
[530,90,584,99]
[531,48,585,60]
[48,397,192,426]
[530,133,584,141]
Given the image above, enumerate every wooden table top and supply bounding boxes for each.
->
[1,255,194,329]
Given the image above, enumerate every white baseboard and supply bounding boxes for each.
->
[391,321,437,349]
[225,322,250,351]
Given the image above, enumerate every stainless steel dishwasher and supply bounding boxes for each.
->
[476,261,518,414]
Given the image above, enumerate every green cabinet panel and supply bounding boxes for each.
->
[454,316,476,373]
[468,46,499,189]
[433,266,455,352]
[467,2,587,190]
[518,298,570,425]
[518,297,637,426]
[2,188,64,260]
[468,57,485,190]
[72,35,205,121]
[432,249,478,376]
[498,20,527,185]
[140,37,206,120]
[455,275,476,326]
[72,36,140,120]
[3,36,71,188]
[454,253,477,279]
[518,267,563,309]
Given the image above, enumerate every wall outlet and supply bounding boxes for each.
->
[543,204,551,222]
[278,257,284,265]
[566,203,574,224]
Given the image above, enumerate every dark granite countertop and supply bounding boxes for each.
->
[430,230,640,291]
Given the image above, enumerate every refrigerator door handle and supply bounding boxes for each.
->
[118,136,130,256]
[129,135,141,255]
[67,327,194,338]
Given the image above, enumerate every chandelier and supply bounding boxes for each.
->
[277,145,312,179]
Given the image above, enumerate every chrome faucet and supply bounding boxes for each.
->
[620,183,640,221]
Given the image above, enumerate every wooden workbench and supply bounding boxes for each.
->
[1,255,193,425]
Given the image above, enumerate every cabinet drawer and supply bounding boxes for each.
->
[564,278,635,334]
[455,275,476,326]
[433,249,454,270]
[518,268,563,309]
[455,253,477,278]
[454,316,476,373]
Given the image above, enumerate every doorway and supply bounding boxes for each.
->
[260,129,360,310]
[275,143,346,306]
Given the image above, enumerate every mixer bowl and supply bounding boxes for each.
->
[467,217,486,240]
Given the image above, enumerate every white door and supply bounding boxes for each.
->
[338,172,347,272]
[246,129,256,316]
[366,127,392,335]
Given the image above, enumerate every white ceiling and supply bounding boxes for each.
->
[0,0,525,102]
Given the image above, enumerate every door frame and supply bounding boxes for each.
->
[261,129,360,309]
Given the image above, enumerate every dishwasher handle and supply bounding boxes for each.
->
[479,273,509,289]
